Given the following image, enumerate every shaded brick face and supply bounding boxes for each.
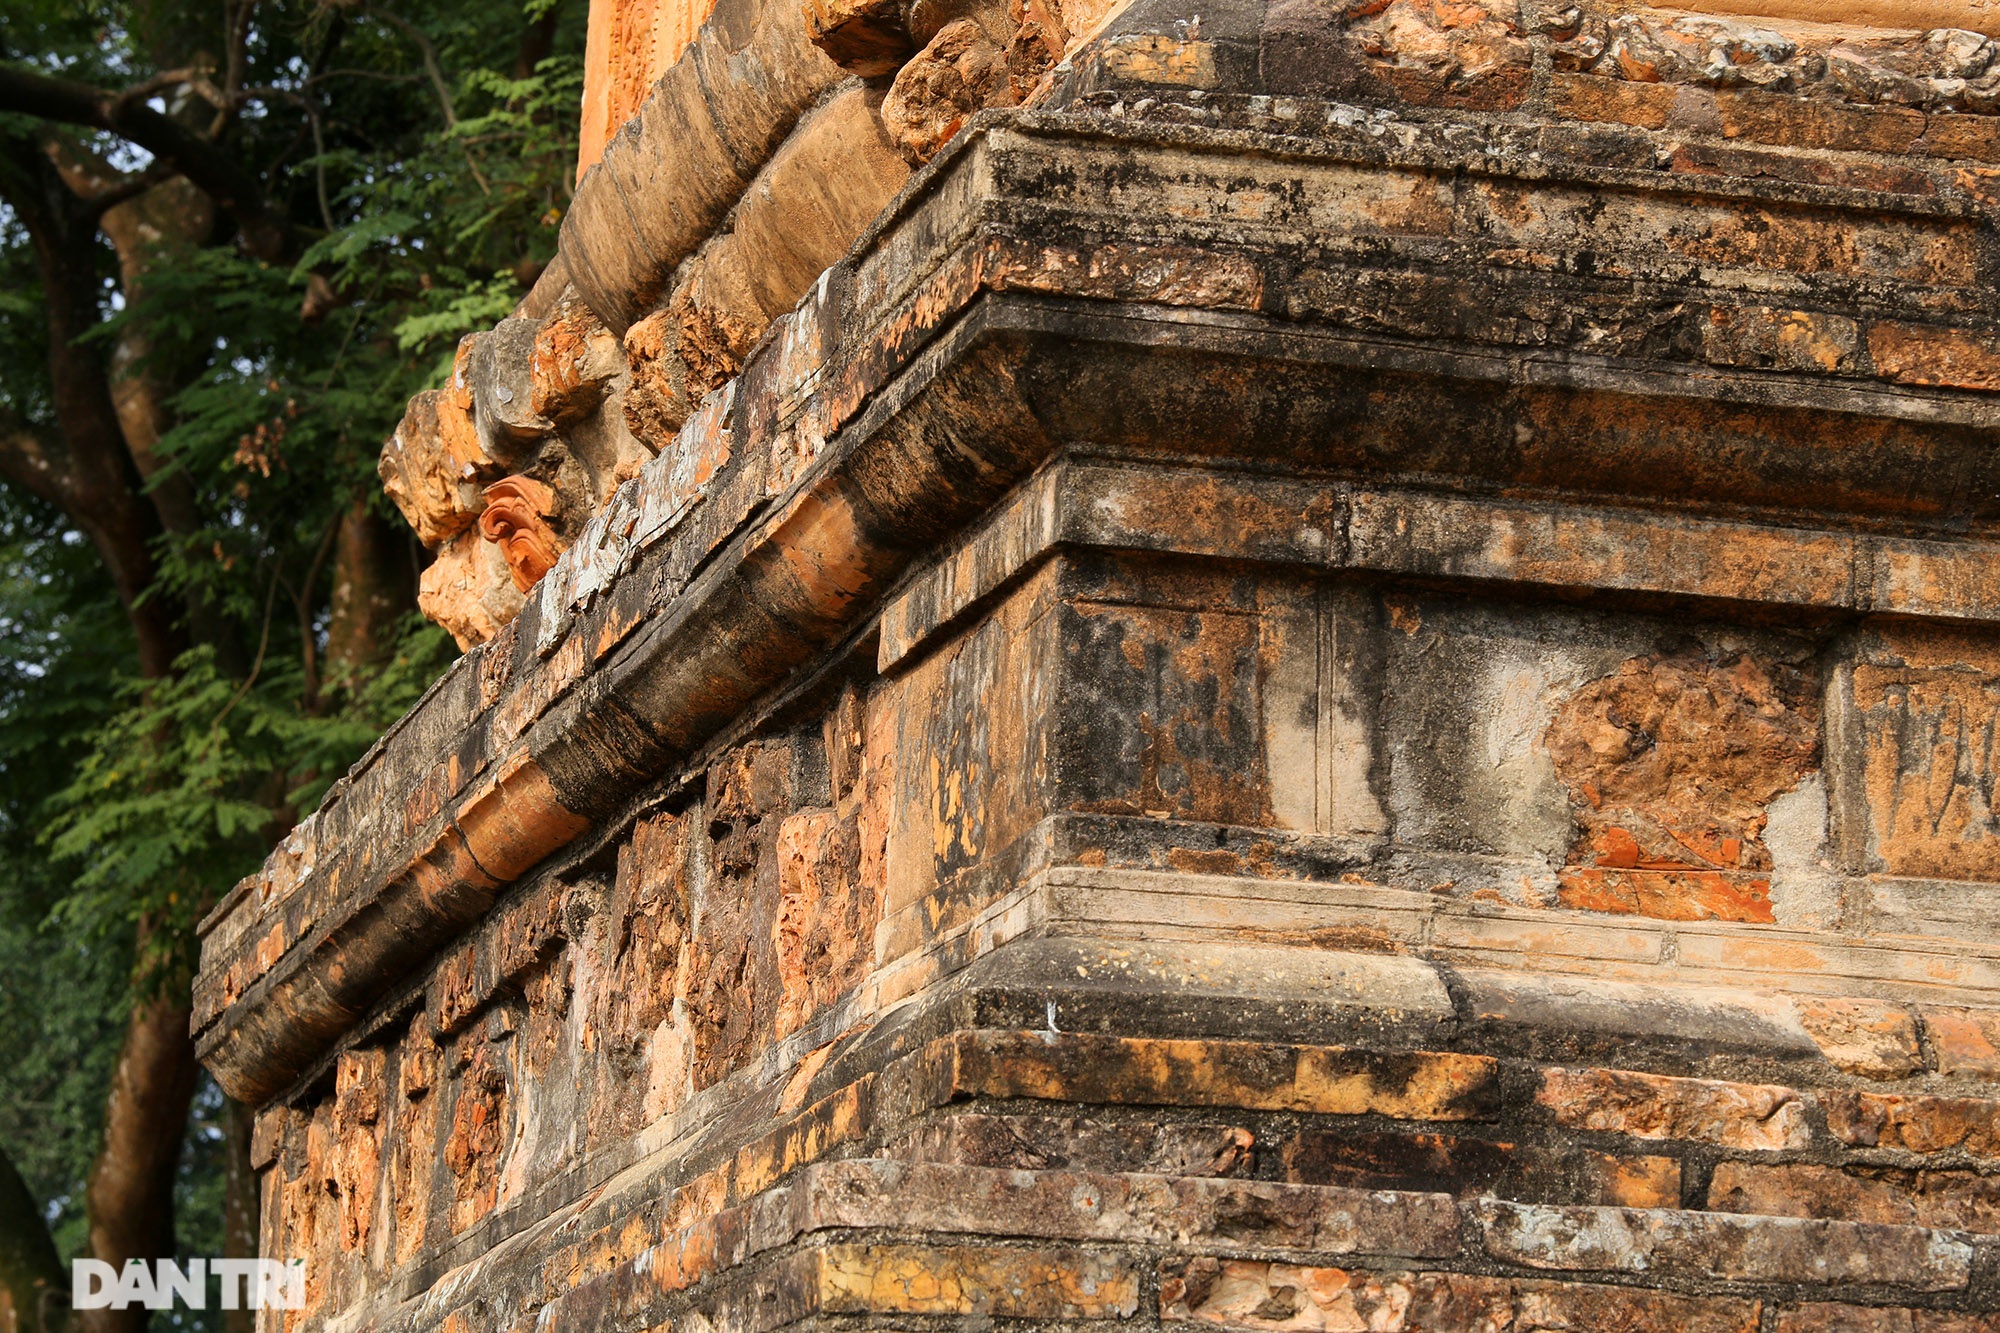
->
[1848,627,2000,883]
[1537,1067,1811,1151]
[1262,0,1532,112]
[1160,1261,1765,1332]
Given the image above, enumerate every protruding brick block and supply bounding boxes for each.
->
[1538,1067,1812,1151]
[1798,998,1924,1080]
[1826,1090,2000,1159]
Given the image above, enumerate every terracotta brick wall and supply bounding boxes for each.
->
[201,0,2000,1325]
[577,0,718,179]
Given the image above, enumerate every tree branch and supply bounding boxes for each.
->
[109,67,229,121]
[361,8,492,196]
[0,63,287,259]
[81,161,185,218]
[225,0,259,97]
[0,411,77,515]
[363,7,457,127]
[0,134,186,678]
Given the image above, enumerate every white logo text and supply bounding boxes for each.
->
[71,1258,305,1311]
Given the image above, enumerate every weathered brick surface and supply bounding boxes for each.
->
[817,1241,1142,1318]
[1545,648,1820,923]
[955,1031,1502,1120]
[1827,1091,2000,1160]
[896,1112,1258,1177]
[1776,1308,2000,1333]
[1283,1127,1680,1208]
[1711,1161,2000,1235]
[1475,1198,1974,1289]
[1798,998,1925,1080]
[1537,1067,1812,1151]
[199,0,2000,1325]
[1161,1262,1763,1332]
[801,1159,1465,1257]
[1929,1008,2000,1081]
[1871,324,2000,393]
[1846,628,2000,885]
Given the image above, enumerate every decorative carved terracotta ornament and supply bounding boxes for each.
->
[478,476,563,592]
[417,528,523,651]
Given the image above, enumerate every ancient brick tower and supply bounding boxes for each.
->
[193,0,2000,1326]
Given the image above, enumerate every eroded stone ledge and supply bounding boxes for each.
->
[198,103,2000,1105]
[251,949,2000,1328]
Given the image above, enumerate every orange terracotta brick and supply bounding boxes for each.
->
[1539,1067,1811,1151]
[453,750,591,883]
[1716,90,1926,156]
[1545,650,1818,926]
[1711,1161,2000,1235]
[1826,1091,2000,1159]
[1927,1008,2000,1081]
[1798,998,1923,1080]
[1161,1260,1429,1329]
[1849,642,2000,883]
[817,1242,1140,1319]
[1870,323,2000,393]
[1550,73,1677,130]
[954,1031,1502,1121]
[1779,1306,2000,1332]
[1923,114,2000,164]
[1701,305,1859,375]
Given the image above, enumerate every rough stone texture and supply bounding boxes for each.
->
[199,0,2000,1325]
[415,525,524,651]
[1848,627,2000,884]
[1283,1127,1682,1208]
[883,19,1013,162]
[1799,997,1927,1079]
[579,0,718,176]
[1777,1307,2000,1333]
[1711,1161,2000,1235]
[802,0,911,74]
[1476,1197,1974,1289]
[378,389,491,549]
[1827,1091,2000,1159]
[1545,649,1821,923]
[1537,1067,1812,1151]
[1160,1261,1765,1331]
[1931,1008,2000,1080]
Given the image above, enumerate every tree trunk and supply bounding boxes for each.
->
[220,1098,257,1333]
[93,176,247,675]
[0,139,184,678]
[325,499,417,680]
[0,78,299,1333]
[1,145,202,1330]
[74,988,198,1333]
[0,1150,66,1333]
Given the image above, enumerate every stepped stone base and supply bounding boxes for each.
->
[259,942,2000,1330]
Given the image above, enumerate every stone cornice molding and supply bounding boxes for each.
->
[195,106,2000,1104]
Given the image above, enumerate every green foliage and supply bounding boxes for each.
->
[0,914,124,1262]
[0,0,586,1307]
[0,490,131,1262]
[46,644,288,972]
[43,618,456,983]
